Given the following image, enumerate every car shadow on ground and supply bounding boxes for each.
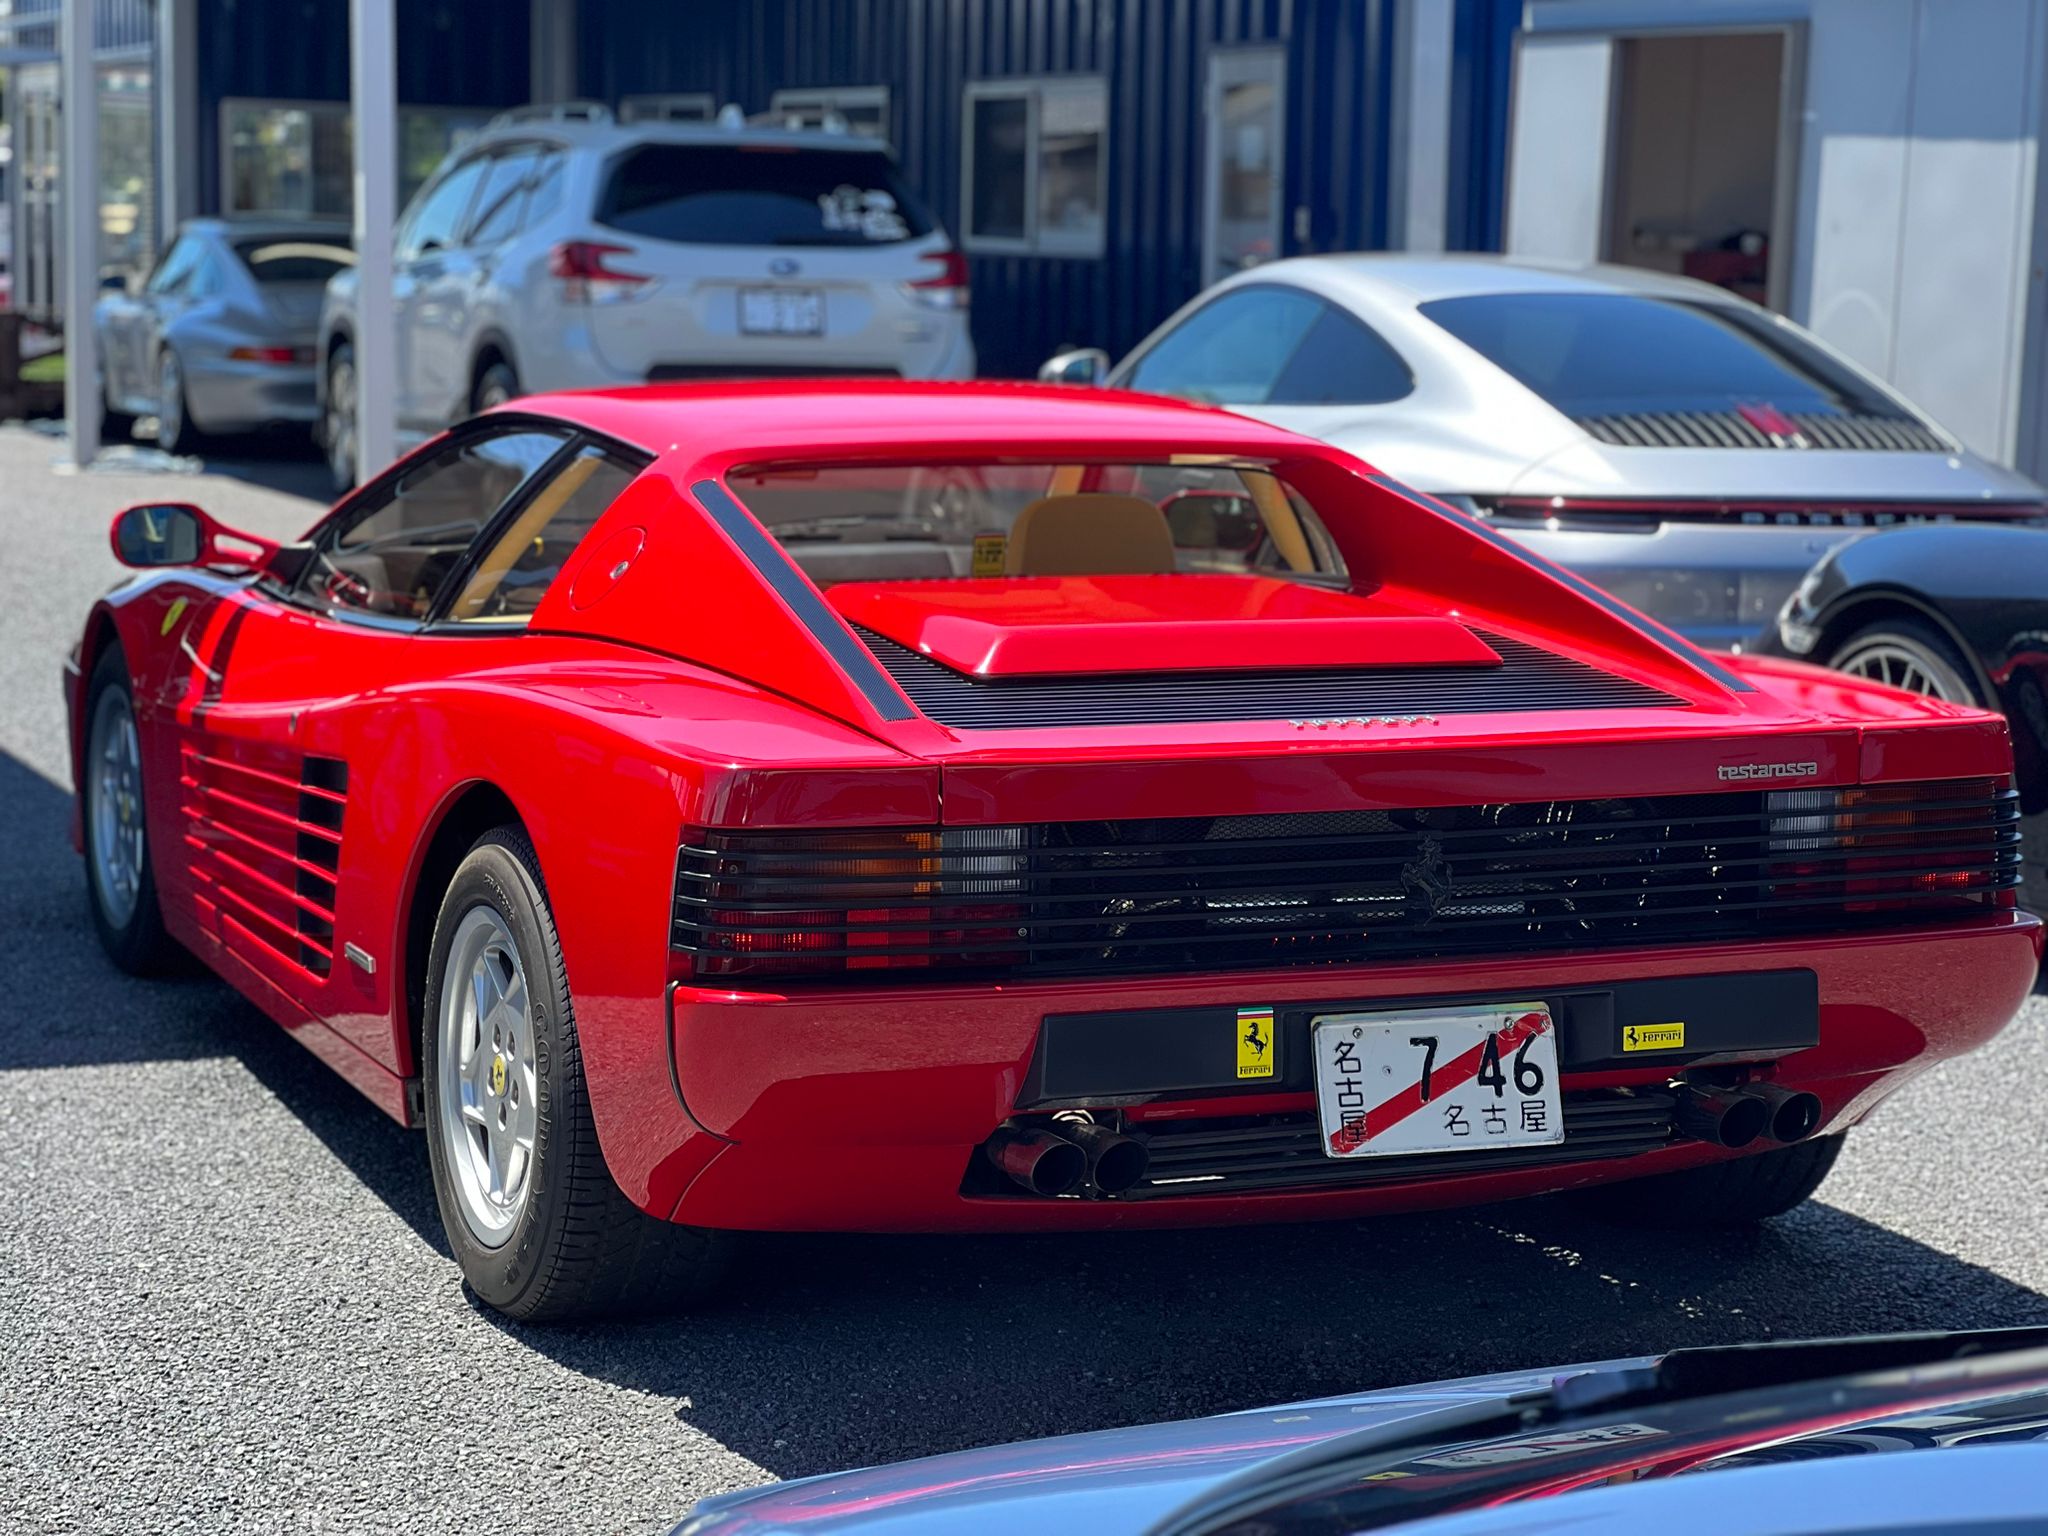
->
[9,748,2047,1486]
[0,750,447,1253]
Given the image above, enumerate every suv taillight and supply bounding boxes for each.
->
[549,240,654,304]
[903,248,969,310]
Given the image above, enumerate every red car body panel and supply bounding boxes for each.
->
[64,382,2041,1227]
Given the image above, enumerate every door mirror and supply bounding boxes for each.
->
[109,501,286,574]
[1037,347,1111,387]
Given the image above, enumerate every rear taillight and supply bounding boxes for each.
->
[1765,779,2022,914]
[675,827,1026,978]
[229,345,314,365]
[903,248,969,310]
[548,240,655,304]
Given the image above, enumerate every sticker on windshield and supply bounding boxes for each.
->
[817,185,908,241]
[971,533,1007,577]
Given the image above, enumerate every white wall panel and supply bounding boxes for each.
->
[1506,36,1615,263]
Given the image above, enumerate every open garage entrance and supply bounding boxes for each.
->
[1604,31,1792,309]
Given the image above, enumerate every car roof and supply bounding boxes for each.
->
[183,217,354,243]
[512,380,1331,467]
[464,119,894,157]
[1257,252,1744,309]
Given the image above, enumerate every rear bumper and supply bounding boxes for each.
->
[661,912,2042,1230]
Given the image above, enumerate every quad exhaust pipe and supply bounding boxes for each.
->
[1674,1082,1824,1150]
[983,1118,1151,1198]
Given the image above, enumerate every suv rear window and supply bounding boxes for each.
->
[595,143,935,246]
[232,236,354,285]
[1419,292,1917,421]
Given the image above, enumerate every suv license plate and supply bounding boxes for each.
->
[739,287,823,335]
[1312,1002,1564,1159]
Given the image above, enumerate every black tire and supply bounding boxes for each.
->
[81,647,181,975]
[420,826,733,1321]
[100,367,135,442]
[1571,1134,1845,1228]
[471,358,522,416]
[154,347,203,456]
[1829,616,1983,706]
[323,342,358,497]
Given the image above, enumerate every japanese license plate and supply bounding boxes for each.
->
[739,287,823,335]
[1312,1002,1564,1159]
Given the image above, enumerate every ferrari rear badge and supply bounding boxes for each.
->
[1289,714,1440,730]
[1716,761,1821,782]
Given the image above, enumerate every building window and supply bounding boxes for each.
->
[221,99,492,219]
[619,94,717,124]
[961,78,1107,257]
[767,86,891,140]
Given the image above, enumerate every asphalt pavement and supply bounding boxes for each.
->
[2,422,2044,1536]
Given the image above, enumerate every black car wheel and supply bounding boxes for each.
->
[1570,1134,1845,1227]
[324,342,359,496]
[82,648,181,975]
[420,825,734,1321]
[471,359,522,415]
[154,348,203,456]
[1830,617,1982,705]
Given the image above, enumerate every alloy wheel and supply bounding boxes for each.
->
[325,356,358,489]
[1834,639,1969,702]
[156,353,184,450]
[87,686,146,929]
[435,906,540,1249]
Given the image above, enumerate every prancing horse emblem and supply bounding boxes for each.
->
[1401,834,1455,924]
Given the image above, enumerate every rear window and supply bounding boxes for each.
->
[231,236,354,285]
[1419,292,1916,421]
[595,143,935,246]
[725,461,1346,586]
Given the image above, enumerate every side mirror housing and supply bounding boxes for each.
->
[109,501,291,575]
[1037,346,1111,387]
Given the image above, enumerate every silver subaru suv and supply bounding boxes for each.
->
[319,103,974,491]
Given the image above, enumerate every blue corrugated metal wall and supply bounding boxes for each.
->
[1447,0,1514,252]
[578,0,1397,377]
[193,0,530,214]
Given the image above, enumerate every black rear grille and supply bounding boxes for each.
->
[854,627,1679,730]
[1577,409,1948,452]
[674,779,2023,981]
[1119,1092,1673,1198]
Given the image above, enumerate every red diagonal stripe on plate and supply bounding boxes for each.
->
[1328,1010,1550,1155]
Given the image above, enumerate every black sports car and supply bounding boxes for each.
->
[1759,523,2048,812]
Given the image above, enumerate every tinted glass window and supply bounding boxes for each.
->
[465,148,543,246]
[595,144,935,246]
[231,236,353,285]
[522,151,566,229]
[967,96,1029,242]
[446,448,640,623]
[303,429,567,621]
[1125,287,1411,407]
[1420,293,1915,420]
[401,159,488,259]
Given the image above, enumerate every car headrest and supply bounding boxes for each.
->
[1003,493,1176,577]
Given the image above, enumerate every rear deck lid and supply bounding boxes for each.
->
[827,576,1503,678]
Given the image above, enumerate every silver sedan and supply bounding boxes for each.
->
[1044,256,2048,649]
[97,219,353,454]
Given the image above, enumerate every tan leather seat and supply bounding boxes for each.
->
[1003,493,1176,577]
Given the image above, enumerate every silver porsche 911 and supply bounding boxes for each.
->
[1043,256,2047,648]
[96,218,353,454]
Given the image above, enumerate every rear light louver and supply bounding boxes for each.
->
[673,778,2021,981]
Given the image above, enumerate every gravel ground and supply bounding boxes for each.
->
[1,423,2043,1536]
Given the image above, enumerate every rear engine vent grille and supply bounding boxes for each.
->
[674,778,2022,981]
[1577,409,1948,453]
[853,627,1679,730]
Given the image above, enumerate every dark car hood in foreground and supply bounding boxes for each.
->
[677,1332,2048,1536]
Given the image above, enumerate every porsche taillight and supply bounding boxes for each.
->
[1765,779,2021,915]
[675,827,1028,978]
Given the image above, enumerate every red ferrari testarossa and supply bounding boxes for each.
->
[66,382,2040,1319]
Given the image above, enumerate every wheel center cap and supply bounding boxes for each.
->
[489,1055,508,1096]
